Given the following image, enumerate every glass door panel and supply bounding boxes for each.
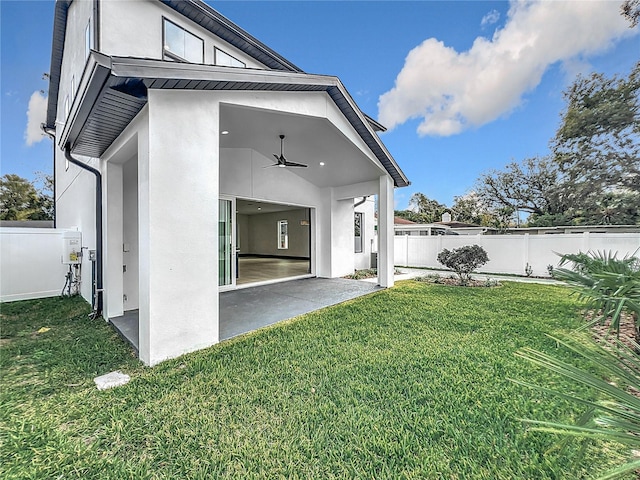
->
[219,199,233,286]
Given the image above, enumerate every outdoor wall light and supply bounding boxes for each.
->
[221,130,229,135]
[319,162,325,166]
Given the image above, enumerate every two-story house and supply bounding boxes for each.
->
[44,0,409,365]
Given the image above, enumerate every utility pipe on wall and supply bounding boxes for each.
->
[64,145,103,318]
[354,196,368,208]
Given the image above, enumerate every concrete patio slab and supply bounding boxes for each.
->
[110,277,382,352]
[219,277,381,340]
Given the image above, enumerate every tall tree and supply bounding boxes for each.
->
[622,0,640,27]
[407,192,449,223]
[475,156,564,222]
[451,193,485,225]
[552,62,640,202]
[0,174,53,221]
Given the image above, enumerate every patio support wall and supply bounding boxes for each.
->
[378,174,394,288]
[104,162,124,319]
[140,90,219,366]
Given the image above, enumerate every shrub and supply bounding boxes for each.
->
[437,245,489,285]
[552,250,640,339]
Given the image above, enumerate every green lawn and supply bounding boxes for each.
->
[0,282,630,479]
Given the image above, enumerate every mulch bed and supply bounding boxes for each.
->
[588,311,637,351]
[414,274,501,288]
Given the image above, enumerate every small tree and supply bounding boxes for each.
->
[437,245,489,285]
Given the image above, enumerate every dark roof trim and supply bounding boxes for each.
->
[45,0,71,129]
[62,54,409,187]
[364,114,386,133]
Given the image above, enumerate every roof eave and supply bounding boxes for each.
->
[45,0,71,130]
[66,55,410,187]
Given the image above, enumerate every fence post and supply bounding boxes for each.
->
[405,234,409,267]
[523,233,530,275]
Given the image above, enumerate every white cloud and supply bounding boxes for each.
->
[378,0,636,137]
[25,91,47,146]
[481,9,500,28]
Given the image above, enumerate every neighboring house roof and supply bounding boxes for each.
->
[58,53,410,187]
[394,217,417,225]
[498,225,640,235]
[434,221,480,228]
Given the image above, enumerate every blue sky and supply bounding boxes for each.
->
[1,0,638,208]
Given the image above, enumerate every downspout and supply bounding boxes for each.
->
[354,196,368,207]
[64,145,103,318]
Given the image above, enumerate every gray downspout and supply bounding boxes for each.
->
[354,196,368,207]
[64,145,103,318]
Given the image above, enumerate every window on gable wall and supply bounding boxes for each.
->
[214,47,246,68]
[354,212,363,253]
[163,18,203,63]
[85,19,92,59]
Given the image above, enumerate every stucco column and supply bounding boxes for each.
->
[142,90,220,365]
[104,162,124,319]
[378,175,394,287]
[138,117,151,364]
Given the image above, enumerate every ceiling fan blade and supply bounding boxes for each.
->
[284,161,308,168]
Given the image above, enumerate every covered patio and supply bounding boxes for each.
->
[110,277,381,353]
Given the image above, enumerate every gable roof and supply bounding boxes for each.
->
[60,53,410,187]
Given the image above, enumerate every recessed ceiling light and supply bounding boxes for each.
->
[221,130,229,135]
[319,162,325,166]
[257,207,262,210]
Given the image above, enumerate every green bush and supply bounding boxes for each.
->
[552,250,640,338]
[437,244,489,285]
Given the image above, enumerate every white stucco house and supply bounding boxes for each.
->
[44,0,409,365]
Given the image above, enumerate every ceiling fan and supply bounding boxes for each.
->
[268,135,307,168]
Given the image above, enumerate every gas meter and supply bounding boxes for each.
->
[62,231,82,265]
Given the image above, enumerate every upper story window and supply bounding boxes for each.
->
[163,18,203,63]
[85,19,93,59]
[214,47,245,68]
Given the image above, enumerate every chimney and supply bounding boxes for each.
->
[442,212,452,223]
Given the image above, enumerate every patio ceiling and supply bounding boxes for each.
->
[220,104,387,189]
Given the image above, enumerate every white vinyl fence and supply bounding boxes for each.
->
[1,228,73,302]
[395,233,640,277]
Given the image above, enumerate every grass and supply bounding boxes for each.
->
[0,283,631,478]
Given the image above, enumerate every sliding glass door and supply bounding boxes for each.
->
[219,198,234,288]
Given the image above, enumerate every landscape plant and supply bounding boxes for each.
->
[436,244,489,285]
[515,334,640,479]
[552,250,640,338]
[515,249,640,479]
